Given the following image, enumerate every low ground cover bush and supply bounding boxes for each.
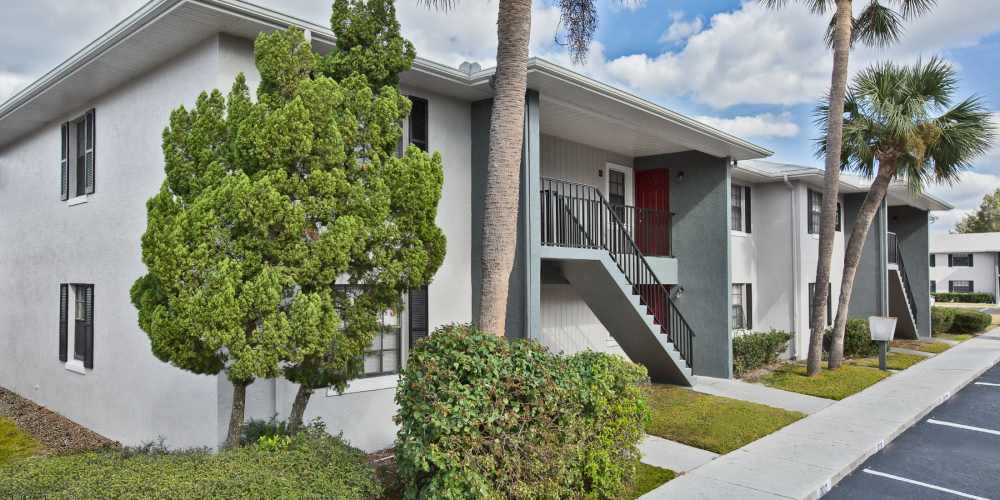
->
[0,417,40,465]
[949,309,992,334]
[932,307,957,333]
[642,385,803,454]
[932,292,994,303]
[732,330,791,377]
[759,363,889,400]
[0,424,380,499]
[395,324,649,499]
[823,319,879,358]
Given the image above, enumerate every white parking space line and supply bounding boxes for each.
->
[927,419,1000,436]
[974,382,1000,387]
[862,469,990,500]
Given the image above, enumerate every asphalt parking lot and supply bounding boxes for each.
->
[826,362,1000,500]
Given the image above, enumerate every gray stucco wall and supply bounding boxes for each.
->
[888,206,932,338]
[470,99,527,339]
[635,152,732,378]
[845,193,888,319]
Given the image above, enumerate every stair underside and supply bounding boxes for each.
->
[888,268,919,339]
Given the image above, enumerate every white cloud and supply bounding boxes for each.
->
[659,12,703,44]
[0,72,31,103]
[694,112,800,139]
[928,170,1000,234]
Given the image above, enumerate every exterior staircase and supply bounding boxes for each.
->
[539,177,695,385]
[888,232,919,339]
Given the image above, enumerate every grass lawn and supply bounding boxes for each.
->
[758,363,889,400]
[850,353,926,370]
[643,385,804,454]
[0,417,40,465]
[622,463,676,499]
[935,333,974,342]
[891,339,951,354]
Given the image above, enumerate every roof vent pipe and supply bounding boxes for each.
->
[459,61,482,75]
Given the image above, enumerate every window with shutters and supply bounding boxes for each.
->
[807,190,822,234]
[731,184,751,233]
[60,283,94,373]
[408,96,428,152]
[731,283,752,330]
[949,280,974,293]
[949,253,973,267]
[61,109,95,201]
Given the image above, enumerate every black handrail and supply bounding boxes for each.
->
[539,177,694,368]
[609,204,673,257]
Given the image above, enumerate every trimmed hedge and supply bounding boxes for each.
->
[732,330,791,377]
[0,424,380,499]
[949,309,992,334]
[933,292,994,304]
[931,307,956,333]
[823,318,879,358]
[395,324,649,499]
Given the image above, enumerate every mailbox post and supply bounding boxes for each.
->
[868,316,898,371]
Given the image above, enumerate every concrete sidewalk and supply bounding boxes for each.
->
[691,376,833,415]
[640,435,718,473]
[643,329,1000,499]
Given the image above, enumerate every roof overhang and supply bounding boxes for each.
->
[0,0,771,162]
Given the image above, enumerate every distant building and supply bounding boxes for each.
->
[930,232,1000,301]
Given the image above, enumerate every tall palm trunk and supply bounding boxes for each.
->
[478,0,531,336]
[224,379,250,449]
[829,161,896,368]
[288,385,313,434]
[807,0,854,376]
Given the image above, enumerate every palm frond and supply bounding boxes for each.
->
[855,1,904,48]
[417,0,458,11]
[556,0,599,63]
[760,0,833,14]
[824,13,860,49]
[892,0,937,20]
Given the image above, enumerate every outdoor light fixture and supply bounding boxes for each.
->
[868,316,897,371]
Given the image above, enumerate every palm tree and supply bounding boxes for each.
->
[761,0,935,376]
[423,0,601,336]
[819,58,993,368]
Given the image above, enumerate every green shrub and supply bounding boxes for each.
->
[732,330,791,377]
[932,292,994,303]
[949,309,992,334]
[0,424,380,499]
[241,416,289,445]
[823,319,879,358]
[395,324,649,499]
[931,307,957,333]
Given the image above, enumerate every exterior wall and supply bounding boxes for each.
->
[637,152,732,378]
[539,134,633,187]
[794,184,846,356]
[930,251,998,297]
[889,206,932,337]
[0,36,226,448]
[743,183,796,339]
[845,194,888,319]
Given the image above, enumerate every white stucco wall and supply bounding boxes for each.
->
[0,36,226,448]
[929,252,998,297]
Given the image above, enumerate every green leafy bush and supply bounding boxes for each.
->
[949,309,992,334]
[732,330,791,377]
[823,319,879,358]
[933,292,994,303]
[0,424,380,499]
[240,416,289,445]
[395,324,649,499]
[931,307,957,333]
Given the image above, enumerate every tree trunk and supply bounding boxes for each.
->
[288,385,313,434]
[477,0,531,337]
[807,0,854,377]
[224,379,249,449]
[829,162,896,368]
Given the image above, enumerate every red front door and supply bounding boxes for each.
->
[634,168,670,256]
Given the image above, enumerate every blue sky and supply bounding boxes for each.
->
[2,0,999,232]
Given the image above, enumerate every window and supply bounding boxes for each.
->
[731,283,752,330]
[930,281,936,293]
[731,185,751,233]
[808,282,832,327]
[608,169,626,220]
[807,190,822,234]
[949,253,973,267]
[363,307,402,377]
[930,254,936,267]
[60,109,95,200]
[59,283,94,370]
[950,280,974,293]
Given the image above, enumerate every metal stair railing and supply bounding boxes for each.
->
[539,177,694,368]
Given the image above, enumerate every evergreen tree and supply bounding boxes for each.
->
[956,188,1000,233]
[132,0,445,447]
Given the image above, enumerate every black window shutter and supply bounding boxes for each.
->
[60,123,69,201]
[746,283,753,329]
[84,285,95,369]
[59,284,68,362]
[408,285,428,349]
[968,253,974,266]
[930,254,935,267]
[84,109,96,194]
[969,281,975,291]
[949,281,954,293]
[807,191,814,234]
[744,186,752,234]
[948,254,953,267]
[408,97,428,152]
[836,203,842,232]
